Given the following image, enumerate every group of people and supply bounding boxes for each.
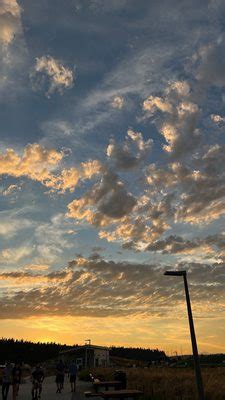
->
[2,362,22,400]
[55,360,77,394]
[1,360,78,400]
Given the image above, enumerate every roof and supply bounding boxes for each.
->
[59,344,109,355]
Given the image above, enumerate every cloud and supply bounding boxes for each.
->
[0,0,27,102]
[45,160,102,193]
[0,0,21,45]
[0,144,101,193]
[2,184,21,196]
[143,81,201,158]
[127,129,153,152]
[23,264,49,272]
[0,256,224,319]
[0,143,63,182]
[67,168,136,227]
[106,130,153,170]
[145,142,225,226]
[176,145,225,224]
[211,114,225,124]
[41,120,74,138]
[0,246,33,264]
[66,91,225,250]
[143,95,173,114]
[0,216,32,239]
[34,213,76,264]
[99,191,173,250]
[145,233,225,261]
[111,95,124,109]
[31,56,74,97]
[196,41,225,88]
[67,168,173,250]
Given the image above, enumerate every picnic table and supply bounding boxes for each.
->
[100,389,143,400]
[93,381,122,393]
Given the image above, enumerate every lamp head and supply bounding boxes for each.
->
[164,270,186,276]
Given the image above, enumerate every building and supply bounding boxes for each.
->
[60,344,110,369]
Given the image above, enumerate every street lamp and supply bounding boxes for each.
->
[164,270,205,400]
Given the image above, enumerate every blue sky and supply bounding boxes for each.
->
[0,0,225,352]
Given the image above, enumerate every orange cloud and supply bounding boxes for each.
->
[0,143,63,182]
[0,144,102,193]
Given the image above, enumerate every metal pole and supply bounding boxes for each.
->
[183,272,205,400]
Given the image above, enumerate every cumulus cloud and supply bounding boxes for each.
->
[0,144,102,193]
[67,166,174,250]
[66,90,225,250]
[145,141,225,226]
[45,160,102,193]
[67,169,136,226]
[143,80,201,158]
[106,129,153,170]
[0,0,21,45]
[143,95,173,114]
[99,204,170,251]
[0,143,63,182]
[111,95,124,109]
[31,56,74,97]
[0,256,224,319]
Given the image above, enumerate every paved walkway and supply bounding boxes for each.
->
[9,376,94,400]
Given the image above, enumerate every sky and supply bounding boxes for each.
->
[0,0,225,355]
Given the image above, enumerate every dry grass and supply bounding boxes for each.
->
[90,366,225,400]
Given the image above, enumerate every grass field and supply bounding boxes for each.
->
[83,366,225,399]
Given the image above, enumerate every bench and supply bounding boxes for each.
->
[99,390,143,400]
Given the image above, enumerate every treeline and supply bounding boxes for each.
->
[0,339,166,365]
[110,346,166,362]
[0,338,71,364]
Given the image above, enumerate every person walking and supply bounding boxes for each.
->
[31,364,44,400]
[55,360,65,394]
[68,361,77,393]
[12,362,22,400]
[2,362,12,400]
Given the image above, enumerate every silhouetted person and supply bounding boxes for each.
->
[68,361,77,392]
[31,364,44,399]
[12,362,21,400]
[2,362,12,400]
[55,360,65,393]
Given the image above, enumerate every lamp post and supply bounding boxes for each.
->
[164,270,205,400]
